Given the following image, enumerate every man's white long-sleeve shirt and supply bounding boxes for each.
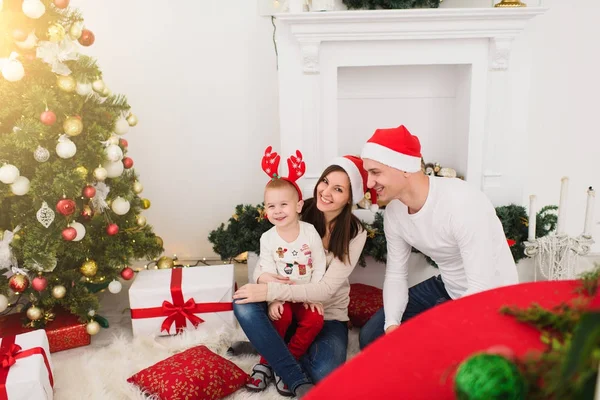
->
[383,176,519,330]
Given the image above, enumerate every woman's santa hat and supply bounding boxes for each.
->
[328,155,378,210]
[361,125,422,173]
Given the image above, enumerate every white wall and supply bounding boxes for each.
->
[71,0,600,259]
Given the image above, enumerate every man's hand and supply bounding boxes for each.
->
[385,325,399,334]
[257,272,294,285]
[268,301,285,321]
[303,302,324,316]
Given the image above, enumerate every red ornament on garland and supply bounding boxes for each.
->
[120,267,134,280]
[106,223,119,236]
[56,198,76,216]
[9,273,30,293]
[13,28,28,42]
[119,138,128,148]
[122,157,133,169]
[32,275,48,291]
[81,205,93,220]
[53,0,70,9]
[82,185,96,198]
[62,227,77,241]
[40,110,57,126]
[78,29,95,46]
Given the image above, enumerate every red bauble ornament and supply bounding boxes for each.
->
[62,227,77,241]
[32,276,48,291]
[40,110,57,126]
[9,273,29,293]
[13,28,28,41]
[119,138,128,148]
[56,198,76,216]
[106,223,119,236]
[78,29,95,46]
[82,185,96,198]
[120,267,134,280]
[81,205,93,220]
[53,0,70,9]
[122,157,134,169]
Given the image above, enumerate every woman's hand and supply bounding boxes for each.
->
[257,272,294,285]
[233,284,269,304]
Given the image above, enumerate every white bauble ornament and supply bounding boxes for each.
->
[104,144,123,162]
[111,197,130,215]
[136,215,147,227]
[0,294,8,313]
[108,280,122,294]
[11,176,30,196]
[15,31,38,50]
[101,86,111,97]
[1,59,24,82]
[133,181,143,194]
[114,118,129,136]
[34,146,50,162]
[56,136,76,159]
[75,82,93,96]
[69,21,83,40]
[51,285,66,299]
[0,164,20,184]
[86,320,101,335]
[91,79,105,93]
[70,222,86,241]
[107,135,119,145]
[93,166,108,181]
[22,0,46,19]
[103,161,124,178]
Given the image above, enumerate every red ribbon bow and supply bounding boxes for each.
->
[160,298,203,333]
[0,344,22,369]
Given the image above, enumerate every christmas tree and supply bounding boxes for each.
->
[0,0,163,333]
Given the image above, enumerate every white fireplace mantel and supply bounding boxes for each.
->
[274,7,549,205]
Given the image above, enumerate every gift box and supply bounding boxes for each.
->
[129,264,236,336]
[0,329,54,400]
[0,309,90,353]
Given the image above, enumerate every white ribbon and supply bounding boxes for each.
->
[91,182,110,213]
[36,38,78,75]
[0,226,21,274]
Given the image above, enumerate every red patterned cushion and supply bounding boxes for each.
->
[127,345,248,400]
[348,283,383,327]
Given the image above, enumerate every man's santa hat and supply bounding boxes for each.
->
[361,125,422,173]
[328,155,378,210]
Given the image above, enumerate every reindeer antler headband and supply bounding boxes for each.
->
[261,146,306,200]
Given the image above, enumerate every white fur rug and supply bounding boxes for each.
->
[51,326,360,400]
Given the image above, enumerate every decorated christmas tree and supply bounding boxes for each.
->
[0,0,163,334]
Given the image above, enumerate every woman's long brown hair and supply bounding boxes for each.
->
[301,165,364,263]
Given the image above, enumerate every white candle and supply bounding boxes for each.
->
[584,186,595,237]
[528,195,537,241]
[557,176,569,235]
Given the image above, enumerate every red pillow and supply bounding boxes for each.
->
[127,345,248,400]
[348,283,383,328]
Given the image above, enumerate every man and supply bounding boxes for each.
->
[358,125,519,349]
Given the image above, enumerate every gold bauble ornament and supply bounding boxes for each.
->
[80,259,98,277]
[155,236,164,248]
[92,79,105,93]
[57,75,76,92]
[126,113,138,127]
[26,306,43,321]
[136,215,147,227]
[133,181,143,194]
[75,166,88,178]
[69,21,83,39]
[64,116,83,137]
[86,320,101,335]
[52,285,66,299]
[157,256,174,269]
[47,23,66,42]
[141,198,151,209]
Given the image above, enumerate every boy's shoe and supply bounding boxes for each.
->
[245,363,272,392]
[274,372,295,397]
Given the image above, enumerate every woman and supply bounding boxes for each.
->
[232,155,369,397]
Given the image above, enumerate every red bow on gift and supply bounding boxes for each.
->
[160,298,204,333]
[0,344,21,369]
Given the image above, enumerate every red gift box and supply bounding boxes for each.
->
[0,309,90,353]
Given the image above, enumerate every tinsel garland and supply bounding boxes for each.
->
[342,0,441,9]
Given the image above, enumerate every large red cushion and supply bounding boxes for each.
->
[307,280,586,400]
[127,345,248,400]
[348,283,383,328]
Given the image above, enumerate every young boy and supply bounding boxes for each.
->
[246,148,326,396]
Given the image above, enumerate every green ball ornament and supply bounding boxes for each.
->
[455,353,526,400]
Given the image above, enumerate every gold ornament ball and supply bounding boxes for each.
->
[57,75,76,92]
[157,256,174,269]
[133,181,143,194]
[141,198,151,209]
[64,116,83,137]
[155,236,164,248]
[127,113,139,127]
[75,166,88,178]
[136,215,147,227]
[92,79,105,93]
[48,23,66,42]
[26,306,43,321]
[69,21,83,39]
[52,285,66,299]
[80,259,98,277]
[86,320,101,335]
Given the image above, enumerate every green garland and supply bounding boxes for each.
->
[208,203,557,266]
[342,0,441,9]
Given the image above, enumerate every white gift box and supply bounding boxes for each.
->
[0,329,54,400]
[129,264,236,336]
